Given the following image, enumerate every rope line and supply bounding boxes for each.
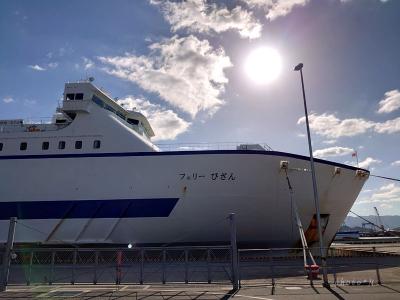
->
[370,174,400,182]
[16,220,80,248]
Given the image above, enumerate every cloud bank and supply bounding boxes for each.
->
[358,183,400,204]
[244,0,310,21]
[152,0,262,39]
[313,146,354,158]
[99,35,232,118]
[297,113,400,138]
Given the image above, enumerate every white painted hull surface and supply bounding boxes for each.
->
[0,151,368,248]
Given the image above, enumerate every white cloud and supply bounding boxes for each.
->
[377,90,400,114]
[83,57,94,70]
[244,0,310,21]
[2,97,14,103]
[358,183,400,204]
[322,139,337,145]
[117,96,191,141]
[152,0,262,39]
[391,160,400,167]
[358,157,381,169]
[99,35,232,118]
[48,62,58,69]
[374,117,400,134]
[379,203,393,210]
[297,113,400,138]
[28,64,46,71]
[297,113,375,138]
[313,146,354,158]
[23,99,37,106]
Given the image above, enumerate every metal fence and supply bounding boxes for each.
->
[238,245,400,287]
[3,246,233,286]
[1,244,400,288]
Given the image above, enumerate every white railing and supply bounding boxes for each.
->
[0,118,68,133]
[155,142,273,152]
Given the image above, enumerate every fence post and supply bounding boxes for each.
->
[162,249,166,284]
[93,251,98,284]
[1,217,17,292]
[184,249,189,284]
[116,250,122,285]
[27,251,33,286]
[331,250,337,285]
[49,251,55,285]
[269,250,275,287]
[229,213,239,291]
[139,249,144,285]
[207,248,211,284]
[373,247,382,285]
[71,250,77,285]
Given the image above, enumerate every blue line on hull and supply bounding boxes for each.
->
[0,198,179,220]
[0,150,367,172]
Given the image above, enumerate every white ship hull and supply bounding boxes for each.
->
[0,151,367,248]
[0,81,369,248]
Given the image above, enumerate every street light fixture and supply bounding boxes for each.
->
[294,63,329,286]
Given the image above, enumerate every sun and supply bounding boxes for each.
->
[244,47,282,84]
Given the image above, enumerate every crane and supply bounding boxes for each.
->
[374,206,385,232]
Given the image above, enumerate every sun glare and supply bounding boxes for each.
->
[244,47,282,84]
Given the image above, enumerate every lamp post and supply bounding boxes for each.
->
[294,63,329,286]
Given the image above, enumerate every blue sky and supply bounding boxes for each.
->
[1,0,399,215]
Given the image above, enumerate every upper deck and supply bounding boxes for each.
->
[0,80,155,140]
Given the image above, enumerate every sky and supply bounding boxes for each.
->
[0,0,399,216]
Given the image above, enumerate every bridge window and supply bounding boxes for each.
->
[127,118,139,125]
[42,141,49,150]
[75,140,82,149]
[66,93,75,100]
[75,93,84,100]
[58,141,66,150]
[0,143,3,151]
[20,142,27,151]
[93,140,101,149]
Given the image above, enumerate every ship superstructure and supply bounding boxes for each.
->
[0,81,369,248]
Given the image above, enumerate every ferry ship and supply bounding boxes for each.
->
[0,80,369,247]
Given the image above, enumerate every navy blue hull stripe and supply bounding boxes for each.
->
[0,198,179,220]
[0,150,367,172]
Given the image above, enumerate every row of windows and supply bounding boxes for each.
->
[92,95,140,126]
[66,93,84,100]
[0,140,101,152]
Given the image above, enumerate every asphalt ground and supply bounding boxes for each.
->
[2,280,400,299]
